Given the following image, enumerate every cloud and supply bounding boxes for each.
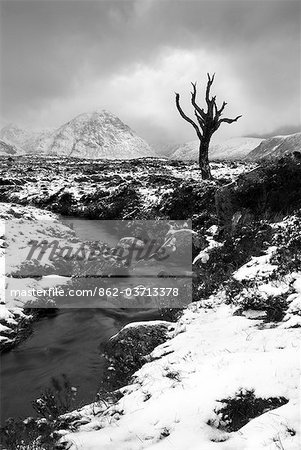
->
[0,0,300,143]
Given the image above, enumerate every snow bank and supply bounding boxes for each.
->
[61,216,301,450]
[0,203,74,350]
[62,303,300,450]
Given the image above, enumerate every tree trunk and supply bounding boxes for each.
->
[199,139,212,180]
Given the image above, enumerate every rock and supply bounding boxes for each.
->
[241,309,267,319]
[7,208,24,218]
[117,237,145,249]
[161,228,194,260]
[231,209,255,234]
[104,321,175,389]
[215,160,301,234]
[0,308,35,353]
[215,166,267,234]
[160,180,217,228]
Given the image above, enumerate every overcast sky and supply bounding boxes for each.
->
[0,0,300,144]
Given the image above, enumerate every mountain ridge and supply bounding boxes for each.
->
[0,110,156,159]
[166,137,263,160]
[246,132,301,160]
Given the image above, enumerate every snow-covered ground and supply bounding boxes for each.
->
[60,217,301,450]
[0,203,75,350]
[0,157,256,224]
[61,306,300,450]
[1,159,300,449]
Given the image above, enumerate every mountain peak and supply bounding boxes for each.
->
[0,111,155,159]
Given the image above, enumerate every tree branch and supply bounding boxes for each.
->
[175,93,203,139]
[194,112,205,132]
[190,82,207,121]
[213,100,227,124]
[219,115,242,124]
[218,101,227,115]
[205,73,215,104]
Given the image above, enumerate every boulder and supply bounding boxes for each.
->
[215,166,267,234]
[215,159,301,234]
[104,321,176,388]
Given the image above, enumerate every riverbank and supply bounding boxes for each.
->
[0,200,188,423]
[62,304,300,450]
[61,215,301,450]
[0,203,75,352]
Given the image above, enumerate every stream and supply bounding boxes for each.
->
[0,218,161,424]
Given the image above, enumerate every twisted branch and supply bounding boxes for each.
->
[219,115,242,124]
[175,93,203,140]
[191,82,206,121]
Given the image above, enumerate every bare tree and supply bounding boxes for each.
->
[175,73,242,179]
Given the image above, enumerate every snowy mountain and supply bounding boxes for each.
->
[169,141,198,160]
[246,132,301,160]
[0,124,35,149]
[47,110,155,159]
[153,143,181,158]
[0,124,55,155]
[0,140,23,156]
[210,137,264,160]
[169,137,263,161]
[0,110,156,159]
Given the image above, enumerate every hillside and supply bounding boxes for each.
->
[0,124,53,155]
[247,132,301,160]
[58,180,301,450]
[0,111,156,159]
[210,137,263,160]
[169,137,263,161]
[153,143,180,158]
[0,140,23,156]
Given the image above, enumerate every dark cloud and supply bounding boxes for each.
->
[0,0,300,143]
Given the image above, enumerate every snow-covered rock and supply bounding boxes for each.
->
[104,321,177,388]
